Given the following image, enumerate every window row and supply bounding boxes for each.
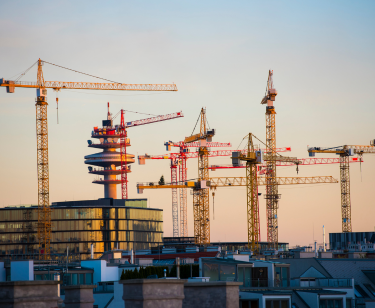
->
[0,207,162,221]
[0,230,162,244]
[0,220,163,232]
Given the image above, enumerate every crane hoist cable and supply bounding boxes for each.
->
[42,61,121,84]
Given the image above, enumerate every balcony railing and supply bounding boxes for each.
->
[290,278,353,288]
[240,278,353,289]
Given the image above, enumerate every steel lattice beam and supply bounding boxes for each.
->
[179,157,188,237]
[340,155,352,232]
[171,160,179,237]
[36,98,51,260]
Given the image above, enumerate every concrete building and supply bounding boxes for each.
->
[85,103,135,199]
[0,198,163,260]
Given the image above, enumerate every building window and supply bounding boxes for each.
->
[275,266,289,287]
[252,267,268,287]
[241,300,259,308]
[319,299,343,308]
[346,299,352,308]
[265,299,289,308]
[86,273,93,284]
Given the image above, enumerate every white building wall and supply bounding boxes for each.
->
[82,260,119,284]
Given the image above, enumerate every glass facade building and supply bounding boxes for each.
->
[0,198,163,260]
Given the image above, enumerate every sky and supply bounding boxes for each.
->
[0,0,374,247]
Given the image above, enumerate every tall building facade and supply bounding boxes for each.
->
[0,199,162,260]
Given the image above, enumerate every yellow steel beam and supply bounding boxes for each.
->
[0,81,178,91]
[208,176,338,187]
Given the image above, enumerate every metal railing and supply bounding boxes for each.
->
[240,278,352,288]
[289,278,352,288]
[93,282,114,293]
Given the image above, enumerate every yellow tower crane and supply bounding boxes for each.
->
[232,133,263,252]
[184,108,215,245]
[137,175,338,250]
[308,143,375,232]
[261,69,279,250]
[1,59,178,259]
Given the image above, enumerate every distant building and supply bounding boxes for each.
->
[0,198,163,260]
[329,232,375,250]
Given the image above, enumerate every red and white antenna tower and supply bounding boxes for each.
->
[120,109,128,199]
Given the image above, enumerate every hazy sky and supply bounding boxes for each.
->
[1,0,374,247]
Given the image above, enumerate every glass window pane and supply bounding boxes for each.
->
[79,274,84,285]
[281,300,288,308]
[71,273,78,285]
[203,263,219,281]
[327,299,334,308]
[220,264,236,282]
[334,299,342,308]
[346,299,352,308]
[86,273,92,284]
[238,267,244,284]
[274,300,280,308]
[266,300,272,308]
[244,267,251,287]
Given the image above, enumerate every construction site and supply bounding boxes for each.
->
[2,3,375,308]
[0,60,374,262]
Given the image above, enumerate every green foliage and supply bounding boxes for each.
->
[158,175,165,185]
[120,266,170,280]
[119,264,199,280]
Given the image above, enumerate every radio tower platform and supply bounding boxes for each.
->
[84,103,135,199]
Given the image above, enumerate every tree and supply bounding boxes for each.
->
[159,175,165,185]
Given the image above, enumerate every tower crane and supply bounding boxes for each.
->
[261,69,279,249]
[184,108,213,245]
[136,174,338,250]
[1,59,178,260]
[139,142,287,238]
[308,143,375,232]
[164,141,231,237]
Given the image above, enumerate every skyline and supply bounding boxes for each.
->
[0,0,374,247]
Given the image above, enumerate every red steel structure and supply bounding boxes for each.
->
[120,109,128,199]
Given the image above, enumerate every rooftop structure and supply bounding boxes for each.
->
[85,103,135,199]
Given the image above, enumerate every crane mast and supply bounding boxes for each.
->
[184,108,214,245]
[261,70,279,249]
[139,141,232,238]
[308,144,375,232]
[36,59,51,258]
